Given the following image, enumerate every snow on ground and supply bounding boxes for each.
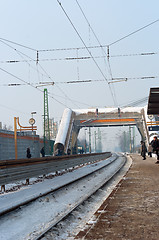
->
[73,107,143,115]
[43,155,132,240]
[0,154,117,216]
[0,154,126,240]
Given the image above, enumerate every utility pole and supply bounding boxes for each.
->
[85,128,87,153]
[129,126,132,153]
[44,88,51,155]
[89,127,91,153]
[98,128,102,152]
[94,130,97,153]
[132,127,135,153]
[124,131,126,152]
[14,117,18,159]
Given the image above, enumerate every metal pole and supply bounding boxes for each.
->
[133,127,135,152]
[94,130,96,153]
[85,128,87,153]
[14,117,18,159]
[89,127,91,153]
[129,126,132,153]
[124,131,126,152]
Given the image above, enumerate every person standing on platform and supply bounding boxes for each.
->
[148,143,153,157]
[151,136,159,163]
[26,147,31,158]
[40,147,45,157]
[140,141,146,160]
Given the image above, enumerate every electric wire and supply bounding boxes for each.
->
[0,39,82,109]
[0,102,30,115]
[56,0,117,106]
[0,75,157,87]
[50,76,159,84]
[109,19,159,47]
[75,0,118,107]
[0,66,69,108]
[0,51,158,64]
[0,18,158,54]
[0,37,37,51]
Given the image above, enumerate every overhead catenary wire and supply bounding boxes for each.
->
[0,66,69,108]
[0,37,37,51]
[0,51,158,64]
[108,19,159,47]
[49,76,159,84]
[0,18,158,54]
[56,0,117,106]
[0,16,158,109]
[75,0,118,107]
[0,75,158,87]
[0,65,92,108]
[0,39,82,109]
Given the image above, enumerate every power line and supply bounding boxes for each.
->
[53,76,159,84]
[75,0,103,49]
[121,96,148,107]
[0,102,30,115]
[0,18,158,54]
[75,0,118,107]
[109,19,159,47]
[0,66,69,108]
[110,52,158,57]
[0,39,82,109]
[56,0,117,106]
[38,19,159,52]
[0,51,158,64]
[0,37,37,51]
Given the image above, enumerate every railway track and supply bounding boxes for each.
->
[0,152,127,240]
[0,152,111,188]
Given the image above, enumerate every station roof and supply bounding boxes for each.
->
[147,87,159,115]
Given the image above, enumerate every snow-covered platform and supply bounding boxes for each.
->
[75,154,159,239]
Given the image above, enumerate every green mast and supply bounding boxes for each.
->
[44,88,51,155]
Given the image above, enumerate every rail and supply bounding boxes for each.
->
[0,152,111,189]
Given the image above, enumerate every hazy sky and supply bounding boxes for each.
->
[0,0,159,139]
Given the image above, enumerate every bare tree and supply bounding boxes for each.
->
[3,124,13,131]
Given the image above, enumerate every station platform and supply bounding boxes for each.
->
[75,154,159,240]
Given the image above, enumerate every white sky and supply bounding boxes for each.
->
[0,0,159,139]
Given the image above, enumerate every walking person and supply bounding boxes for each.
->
[151,136,159,163]
[140,141,146,160]
[148,143,153,157]
[26,147,31,158]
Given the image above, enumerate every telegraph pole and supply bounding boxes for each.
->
[44,88,51,155]
[94,130,97,153]
[89,127,91,153]
[129,126,132,153]
[124,131,126,152]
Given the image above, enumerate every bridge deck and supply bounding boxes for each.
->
[76,154,159,239]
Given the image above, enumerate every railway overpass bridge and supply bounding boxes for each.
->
[54,107,150,154]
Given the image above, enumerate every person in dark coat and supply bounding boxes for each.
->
[40,147,45,157]
[67,148,71,155]
[140,141,146,160]
[148,143,153,157]
[26,147,31,158]
[151,136,159,163]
